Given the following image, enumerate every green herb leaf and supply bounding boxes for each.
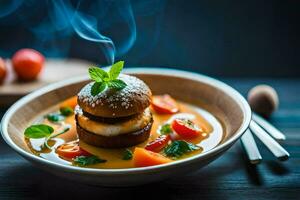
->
[164,140,200,158]
[91,82,107,96]
[60,106,74,116]
[160,124,172,135]
[122,149,133,160]
[88,67,108,82]
[46,113,65,122]
[88,61,127,95]
[73,155,106,166]
[42,125,71,149]
[107,79,127,90]
[109,61,124,80]
[24,124,54,139]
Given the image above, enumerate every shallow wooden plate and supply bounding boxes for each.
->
[0,59,92,106]
[1,68,251,186]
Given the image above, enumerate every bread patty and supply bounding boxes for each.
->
[76,120,153,148]
[76,107,152,137]
[77,74,152,118]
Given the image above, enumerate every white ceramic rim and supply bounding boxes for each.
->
[1,68,251,174]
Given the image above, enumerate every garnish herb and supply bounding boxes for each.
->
[24,124,54,139]
[45,106,73,122]
[60,106,74,116]
[91,81,107,96]
[159,123,172,135]
[42,126,71,149]
[107,79,127,90]
[164,140,200,158]
[108,61,124,80]
[73,155,107,166]
[88,61,127,96]
[122,149,133,160]
[46,113,65,122]
[24,124,70,149]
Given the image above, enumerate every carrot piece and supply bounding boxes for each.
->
[60,96,77,109]
[133,147,171,167]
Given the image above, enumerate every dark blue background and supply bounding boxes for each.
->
[0,0,299,77]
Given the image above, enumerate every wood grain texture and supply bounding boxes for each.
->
[0,59,92,106]
[0,78,300,199]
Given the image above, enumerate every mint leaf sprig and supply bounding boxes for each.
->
[88,61,127,96]
[24,124,70,149]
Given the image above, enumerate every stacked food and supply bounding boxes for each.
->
[24,61,212,169]
[75,64,153,148]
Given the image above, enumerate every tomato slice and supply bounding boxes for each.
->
[171,119,202,138]
[133,147,171,167]
[151,95,179,114]
[56,141,91,159]
[145,135,171,152]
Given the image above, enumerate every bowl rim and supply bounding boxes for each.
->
[1,68,251,174]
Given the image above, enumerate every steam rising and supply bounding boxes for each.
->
[0,0,166,64]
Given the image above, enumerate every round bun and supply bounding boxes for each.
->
[77,74,152,118]
[77,121,152,148]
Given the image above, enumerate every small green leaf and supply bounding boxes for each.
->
[46,113,65,122]
[73,155,106,166]
[42,125,71,149]
[122,149,133,160]
[109,61,124,80]
[60,106,74,116]
[88,67,108,82]
[164,140,200,158]
[160,124,172,135]
[107,79,127,90]
[91,82,107,96]
[24,124,54,139]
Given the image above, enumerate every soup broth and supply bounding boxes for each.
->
[25,98,224,169]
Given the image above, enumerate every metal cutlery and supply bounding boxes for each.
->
[240,129,262,164]
[249,120,289,161]
[252,113,286,140]
[240,113,290,163]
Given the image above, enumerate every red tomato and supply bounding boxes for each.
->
[171,119,202,138]
[145,135,171,152]
[12,48,45,81]
[151,95,179,114]
[0,58,7,83]
[56,141,91,159]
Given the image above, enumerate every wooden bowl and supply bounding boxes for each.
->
[1,68,251,186]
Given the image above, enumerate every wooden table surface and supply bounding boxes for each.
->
[0,78,299,200]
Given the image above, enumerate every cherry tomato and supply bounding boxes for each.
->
[12,48,45,81]
[56,141,91,159]
[145,135,171,152]
[171,119,202,138]
[0,58,7,84]
[151,95,179,114]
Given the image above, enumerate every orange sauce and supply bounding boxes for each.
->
[26,100,224,169]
